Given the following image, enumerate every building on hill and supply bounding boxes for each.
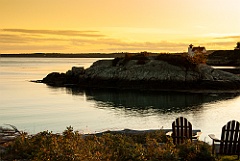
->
[188,44,206,57]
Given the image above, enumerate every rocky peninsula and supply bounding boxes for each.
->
[39,54,240,93]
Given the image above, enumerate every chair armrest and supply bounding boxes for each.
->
[192,132,202,139]
[166,131,172,136]
[209,134,221,154]
[208,134,221,142]
[193,132,202,138]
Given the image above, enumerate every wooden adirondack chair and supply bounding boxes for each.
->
[209,120,240,159]
[171,117,201,144]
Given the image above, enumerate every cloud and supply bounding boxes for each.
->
[1,28,238,53]
[0,33,68,44]
[213,35,240,40]
[204,41,236,49]
[0,44,67,52]
[69,38,189,52]
[2,29,105,37]
[71,38,187,48]
[0,34,28,43]
[97,38,188,49]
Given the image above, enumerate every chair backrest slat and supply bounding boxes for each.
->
[219,120,240,155]
[229,121,235,153]
[233,122,240,154]
[172,117,192,144]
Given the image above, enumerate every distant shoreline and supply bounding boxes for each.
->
[0,53,124,58]
[0,52,166,58]
[0,53,157,58]
[0,50,216,58]
[2,50,240,67]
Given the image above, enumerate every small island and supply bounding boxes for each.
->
[38,49,240,93]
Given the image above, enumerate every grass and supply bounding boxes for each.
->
[220,156,240,161]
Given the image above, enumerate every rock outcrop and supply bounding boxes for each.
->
[207,50,240,66]
[41,55,240,92]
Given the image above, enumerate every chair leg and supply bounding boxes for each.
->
[212,140,215,155]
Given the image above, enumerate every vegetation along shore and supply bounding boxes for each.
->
[2,125,240,160]
[0,125,223,161]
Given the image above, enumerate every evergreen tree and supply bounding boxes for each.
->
[235,42,240,50]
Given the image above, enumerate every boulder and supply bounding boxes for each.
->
[66,66,85,76]
[42,72,67,86]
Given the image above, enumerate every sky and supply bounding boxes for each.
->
[0,0,240,54]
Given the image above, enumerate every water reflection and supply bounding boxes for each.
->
[66,88,238,114]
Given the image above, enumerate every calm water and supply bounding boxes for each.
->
[1,57,240,143]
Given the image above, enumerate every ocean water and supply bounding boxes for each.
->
[1,57,240,143]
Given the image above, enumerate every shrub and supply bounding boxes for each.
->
[177,140,214,161]
[2,127,215,161]
[155,53,206,70]
[186,54,207,65]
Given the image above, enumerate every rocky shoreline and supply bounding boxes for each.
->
[38,54,240,93]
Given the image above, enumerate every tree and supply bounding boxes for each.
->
[235,42,240,50]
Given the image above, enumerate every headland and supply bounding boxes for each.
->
[37,53,240,93]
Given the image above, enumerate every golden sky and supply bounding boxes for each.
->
[0,0,240,53]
